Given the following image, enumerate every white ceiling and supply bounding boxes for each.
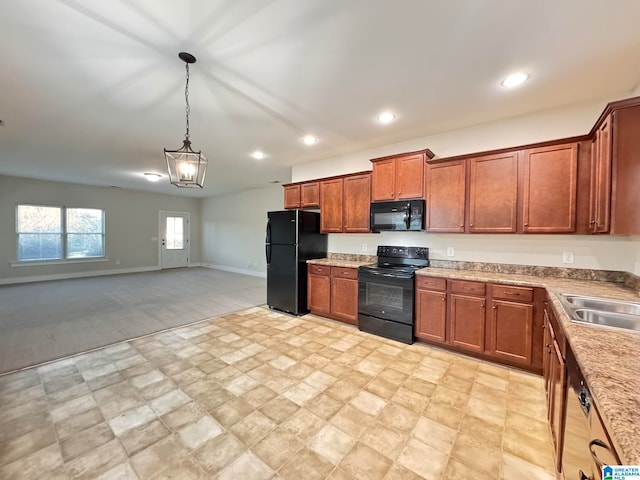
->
[1,1,640,198]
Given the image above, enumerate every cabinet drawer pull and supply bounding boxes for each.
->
[589,439,612,469]
[503,291,521,296]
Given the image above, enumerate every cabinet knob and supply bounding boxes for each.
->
[469,223,473,227]
[524,223,529,226]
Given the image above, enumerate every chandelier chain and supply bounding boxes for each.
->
[184,62,190,140]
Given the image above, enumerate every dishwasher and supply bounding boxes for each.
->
[564,348,620,480]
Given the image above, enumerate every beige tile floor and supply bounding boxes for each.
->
[0,307,556,479]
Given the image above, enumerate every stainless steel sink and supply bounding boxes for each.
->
[573,309,640,332]
[561,294,640,316]
[558,293,640,333]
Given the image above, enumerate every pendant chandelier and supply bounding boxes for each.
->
[164,52,208,188]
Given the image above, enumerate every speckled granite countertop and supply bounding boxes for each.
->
[416,267,640,465]
[307,258,374,269]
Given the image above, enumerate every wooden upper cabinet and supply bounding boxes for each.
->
[371,151,428,201]
[284,181,319,209]
[468,153,518,233]
[283,184,301,209]
[609,103,640,235]
[521,143,578,233]
[343,173,371,233]
[589,115,612,233]
[320,178,344,233]
[425,160,466,232]
[301,182,320,208]
[371,158,396,202]
[396,153,425,199]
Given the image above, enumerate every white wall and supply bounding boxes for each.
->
[0,175,201,282]
[201,185,282,277]
[292,95,640,274]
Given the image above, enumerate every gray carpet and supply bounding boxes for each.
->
[0,267,266,374]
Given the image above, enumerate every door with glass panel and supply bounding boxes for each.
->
[160,212,189,269]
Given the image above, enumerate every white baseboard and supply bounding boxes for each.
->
[203,264,267,278]
[0,266,161,285]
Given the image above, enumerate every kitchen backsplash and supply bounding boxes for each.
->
[327,253,377,263]
[326,252,640,292]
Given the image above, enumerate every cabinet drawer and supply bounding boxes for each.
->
[308,264,331,276]
[416,276,447,291]
[491,284,533,303]
[451,280,485,296]
[331,267,358,280]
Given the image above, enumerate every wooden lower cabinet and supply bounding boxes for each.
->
[415,289,447,343]
[331,275,358,324]
[307,266,331,315]
[308,265,358,325]
[543,303,566,473]
[489,299,534,366]
[415,276,543,372]
[450,293,486,353]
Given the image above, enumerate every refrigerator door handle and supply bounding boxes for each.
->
[266,220,272,244]
[266,244,271,265]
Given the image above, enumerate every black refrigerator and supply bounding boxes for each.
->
[266,210,327,315]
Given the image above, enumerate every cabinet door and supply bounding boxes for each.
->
[543,309,553,395]
[589,403,621,479]
[396,153,425,199]
[589,115,612,233]
[331,277,358,324]
[320,178,344,233]
[283,184,301,209]
[415,289,447,343]
[489,300,533,366]
[549,339,566,469]
[343,174,371,233]
[469,153,518,233]
[301,182,320,208]
[425,160,466,232]
[371,158,396,202]
[308,273,331,315]
[522,143,578,233]
[449,293,485,352]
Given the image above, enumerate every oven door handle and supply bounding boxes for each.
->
[361,270,413,280]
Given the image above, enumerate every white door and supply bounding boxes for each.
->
[160,212,189,269]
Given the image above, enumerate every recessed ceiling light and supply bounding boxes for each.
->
[301,135,318,145]
[251,150,266,160]
[377,112,396,124]
[144,173,162,182]
[501,72,529,88]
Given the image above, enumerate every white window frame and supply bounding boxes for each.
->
[15,204,106,263]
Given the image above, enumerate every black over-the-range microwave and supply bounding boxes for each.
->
[370,199,425,232]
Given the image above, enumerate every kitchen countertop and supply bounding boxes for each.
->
[307,258,374,269]
[416,267,640,465]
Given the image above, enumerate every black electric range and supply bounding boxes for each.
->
[358,246,429,344]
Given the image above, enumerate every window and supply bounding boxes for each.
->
[17,205,105,262]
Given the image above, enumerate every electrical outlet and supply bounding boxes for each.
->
[446,247,455,257]
[361,243,367,253]
[562,251,574,264]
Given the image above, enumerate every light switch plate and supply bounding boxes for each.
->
[447,247,455,257]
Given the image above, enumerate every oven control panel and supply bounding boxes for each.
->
[377,246,429,259]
